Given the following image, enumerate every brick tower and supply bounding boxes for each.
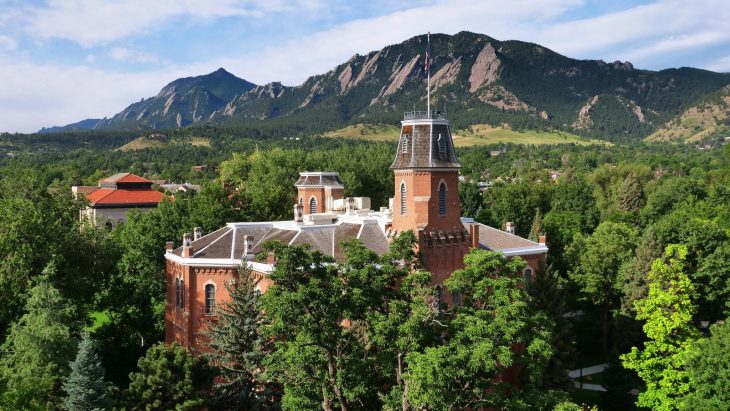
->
[390,110,469,291]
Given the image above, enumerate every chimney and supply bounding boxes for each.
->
[243,235,255,261]
[346,197,355,215]
[469,224,480,249]
[505,222,516,235]
[538,235,546,245]
[182,233,193,257]
[193,227,202,241]
[294,203,304,223]
[165,241,174,253]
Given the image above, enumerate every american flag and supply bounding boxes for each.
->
[424,49,430,75]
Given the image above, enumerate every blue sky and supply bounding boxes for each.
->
[0,0,728,133]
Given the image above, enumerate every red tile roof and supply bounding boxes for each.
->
[99,173,152,185]
[86,188,166,205]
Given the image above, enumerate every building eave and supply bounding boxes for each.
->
[164,252,274,273]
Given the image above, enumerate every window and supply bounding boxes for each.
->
[438,182,447,215]
[523,267,533,285]
[309,197,317,214]
[437,134,447,159]
[299,197,303,206]
[451,290,462,307]
[436,285,444,309]
[205,284,216,315]
[179,279,184,309]
[175,278,180,307]
[401,134,409,154]
[400,182,407,215]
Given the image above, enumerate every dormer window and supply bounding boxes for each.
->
[401,134,410,154]
[437,134,447,159]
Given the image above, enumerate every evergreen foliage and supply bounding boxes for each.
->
[125,342,213,411]
[204,264,274,409]
[528,209,544,242]
[0,267,79,409]
[63,331,112,411]
[528,262,575,390]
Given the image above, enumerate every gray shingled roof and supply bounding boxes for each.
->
[391,121,460,169]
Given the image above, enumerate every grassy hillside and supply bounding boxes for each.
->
[322,123,608,147]
[117,136,211,152]
[646,85,730,142]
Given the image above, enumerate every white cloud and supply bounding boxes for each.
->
[2,0,729,133]
[24,0,326,46]
[0,59,193,132]
[0,35,17,51]
[108,47,159,64]
[707,55,730,73]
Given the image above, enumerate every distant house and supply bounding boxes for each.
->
[160,182,201,193]
[549,170,564,181]
[74,173,167,228]
[191,165,207,172]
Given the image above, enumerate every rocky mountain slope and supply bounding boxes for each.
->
[47,32,730,143]
[646,85,730,142]
[94,68,255,130]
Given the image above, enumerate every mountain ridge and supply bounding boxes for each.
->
[42,31,730,143]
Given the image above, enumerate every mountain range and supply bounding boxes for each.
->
[42,31,730,143]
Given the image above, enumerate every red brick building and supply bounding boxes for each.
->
[74,173,167,228]
[165,112,547,352]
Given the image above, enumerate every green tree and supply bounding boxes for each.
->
[204,265,273,409]
[528,262,575,390]
[528,209,544,242]
[682,320,730,410]
[261,241,382,410]
[621,245,700,411]
[0,267,79,409]
[620,227,662,314]
[616,172,644,213]
[63,331,112,411]
[568,222,638,354]
[125,342,212,411]
[459,180,482,218]
[405,249,561,410]
[366,232,441,411]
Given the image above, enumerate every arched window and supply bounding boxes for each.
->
[437,134,447,159]
[179,279,184,309]
[438,181,447,215]
[204,284,216,315]
[400,182,407,215]
[175,278,180,307]
[309,197,317,214]
[299,197,303,206]
[401,134,409,154]
[523,267,533,285]
[436,285,444,310]
[451,290,462,307]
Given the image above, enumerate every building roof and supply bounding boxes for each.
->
[391,116,460,169]
[166,213,546,269]
[294,172,344,188]
[85,188,166,206]
[168,214,391,268]
[99,173,152,185]
[463,218,548,257]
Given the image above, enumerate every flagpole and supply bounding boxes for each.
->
[427,32,431,118]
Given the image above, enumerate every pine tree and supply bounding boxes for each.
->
[64,331,112,411]
[205,264,272,409]
[528,261,575,390]
[617,172,644,213]
[528,209,544,242]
